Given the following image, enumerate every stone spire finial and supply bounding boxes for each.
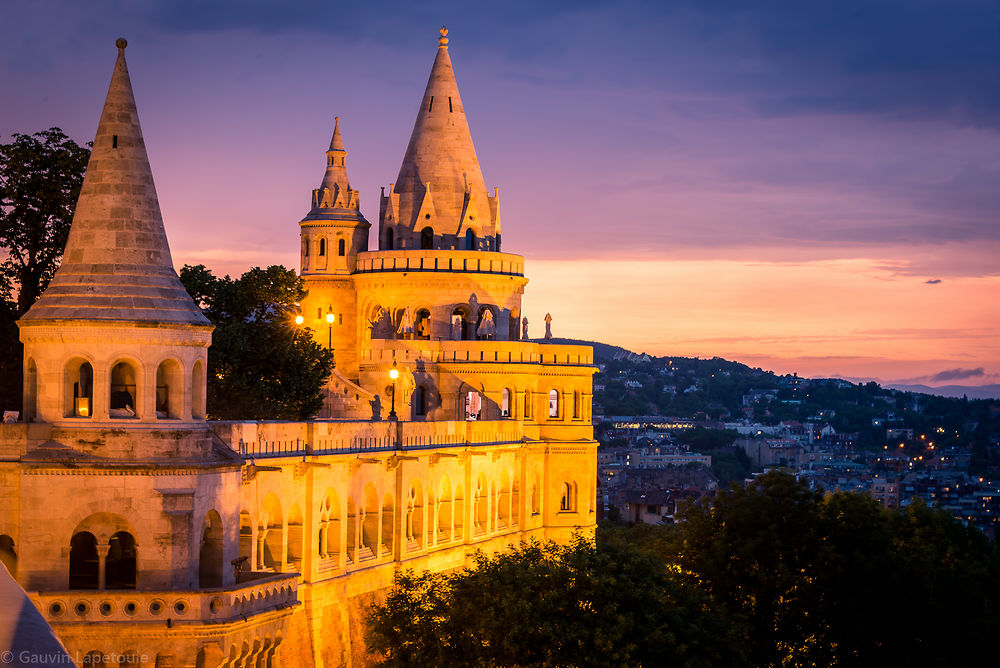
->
[116,37,127,52]
[20,40,209,326]
[438,26,449,47]
[329,116,344,152]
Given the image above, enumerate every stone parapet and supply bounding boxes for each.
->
[29,572,298,625]
[355,250,523,276]
[361,339,594,366]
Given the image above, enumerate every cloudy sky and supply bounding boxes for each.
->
[2,0,998,387]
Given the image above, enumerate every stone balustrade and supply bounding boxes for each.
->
[355,250,524,276]
[212,418,526,459]
[361,340,594,366]
[29,572,298,625]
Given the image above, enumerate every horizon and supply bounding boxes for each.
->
[2,1,997,390]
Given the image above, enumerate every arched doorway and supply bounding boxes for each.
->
[420,226,434,249]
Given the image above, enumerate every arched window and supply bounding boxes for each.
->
[65,358,93,418]
[338,238,346,256]
[573,391,581,419]
[238,511,253,574]
[560,481,577,512]
[501,388,511,418]
[421,226,434,249]
[199,511,224,588]
[69,531,99,589]
[451,307,470,341]
[318,238,327,256]
[303,237,309,257]
[524,389,532,419]
[385,228,394,250]
[415,308,431,339]
[109,361,138,417]
[549,389,559,418]
[465,228,476,250]
[496,233,501,252]
[25,358,37,421]
[192,359,206,419]
[464,390,482,421]
[156,359,183,419]
[413,385,427,417]
[0,535,16,579]
[105,531,137,589]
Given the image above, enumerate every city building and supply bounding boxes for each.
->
[0,32,596,667]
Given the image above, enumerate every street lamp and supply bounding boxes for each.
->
[326,307,336,367]
[295,313,304,325]
[388,360,399,420]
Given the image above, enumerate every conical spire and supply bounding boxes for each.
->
[390,27,494,234]
[21,39,209,326]
[318,116,350,196]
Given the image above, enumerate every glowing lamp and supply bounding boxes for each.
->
[295,314,304,325]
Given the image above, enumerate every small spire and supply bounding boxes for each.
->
[329,116,344,152]
[438,26,449,47]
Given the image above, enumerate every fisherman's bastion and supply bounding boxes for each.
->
[0,29,597,668]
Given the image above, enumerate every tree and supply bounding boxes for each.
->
[0,128,90,315]
[677,471,1000,667]
[179,264,334,420]
[0,128,89,412]
[366,536,741,668]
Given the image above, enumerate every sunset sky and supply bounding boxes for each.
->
[2,1,998,388]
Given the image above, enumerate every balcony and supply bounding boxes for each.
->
[29,572,298,625]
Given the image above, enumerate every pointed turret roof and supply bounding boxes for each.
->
[392,27,491,230]
[302,116,367,224]
[318,116,350,195]
[21,39,209,327]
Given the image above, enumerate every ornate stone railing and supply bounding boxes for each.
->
[355,250,524,277]
[30,572,298,624]
[361,340,594,366]
[214,419,527,460]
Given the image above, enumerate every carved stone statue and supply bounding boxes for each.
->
[452,314,463,340]
[370,394,382,421]
[522,316,529,340]
[397,307,414,339]
[544,312,552,340]
[476,309,495,339]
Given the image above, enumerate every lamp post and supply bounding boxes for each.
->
[388,360,399,420]
[326,307,336,368]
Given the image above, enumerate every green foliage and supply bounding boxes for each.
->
[366,535,740,668]
[0,128,89,411]
[179,264,333,420]
[0,128,90,314]
[678,472,1000,667]
[370,476,1000,667]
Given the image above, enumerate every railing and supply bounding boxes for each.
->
[360,340,594,366]
[30,572,298,625]
[214,419,527,460]
[355,250,524,277]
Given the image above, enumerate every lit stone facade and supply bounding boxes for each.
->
[0,32,596,668]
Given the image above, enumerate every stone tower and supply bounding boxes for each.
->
[299,117,370,277]
[379,27,500,252]
[18,39,214,453]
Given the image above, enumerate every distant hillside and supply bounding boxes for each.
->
[886,383,1000,400]
[539,338,1000,401]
